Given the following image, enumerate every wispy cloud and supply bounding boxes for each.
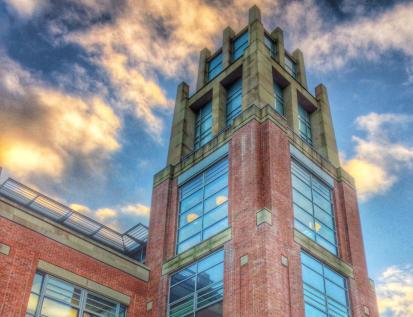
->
[376,265,413,317]
[343,113,413,200]
[70,202,150,230]
[296,1,413,79]
[0,51,121,182]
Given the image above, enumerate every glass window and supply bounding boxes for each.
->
[177,158,229,254]
[298,105,312,145]
[273,82,284,115]
[194,101,213,150]
[264,34,276,58]
[26,272,126,317]
[169,250,224,317]
[208,53,222,81]
[226,79,242,127]
[232,31,249,61]
[301,252,350,317]
[285,55,297,79]
[291,160,337,255]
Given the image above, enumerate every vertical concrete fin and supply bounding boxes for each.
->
[314,83,340,166]
[196,48,211,91]
[271,27,285,66]
[222,26,235,68]
[167,82,190,165]
[292,49,308,89]
[248,5,262,24]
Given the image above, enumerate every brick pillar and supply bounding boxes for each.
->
[336,182,379,317]
[312,84,340,166]
[146,177,179,317]
[196,48,211,91]
[292,49,308,89]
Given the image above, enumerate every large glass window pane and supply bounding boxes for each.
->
[169,250,224,317]
[232,32,249,61]
[273,82,284,115]
[194,101,213,150]
[27,273,126,317]
[41,298,79,317]
[291,161,337,254]
[195,301,222,317]
[298,105,312,145]
[226,79,243,126]
[208,53,223,81]
[285,55,297,78]
[301,252,350,317]
[177,158,229,253]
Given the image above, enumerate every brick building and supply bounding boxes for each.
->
[0,5,378,317]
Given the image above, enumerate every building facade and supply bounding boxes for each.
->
[146,5,378,317]
[0,5,378,317]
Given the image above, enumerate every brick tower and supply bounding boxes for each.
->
[145,6,378,317]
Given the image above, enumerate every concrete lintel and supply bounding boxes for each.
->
[162,227,232,275]
[294,229,354,278]
[37,260,131,305]
[0,199,150,281]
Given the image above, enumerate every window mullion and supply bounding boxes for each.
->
[35,273,48,317]
[79,289,87,316]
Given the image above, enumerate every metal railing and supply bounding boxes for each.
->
[0,178,148,262]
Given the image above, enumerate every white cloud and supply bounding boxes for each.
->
[343,112,413,200]
[376,265,413,317]
[69,202,150,231]
[0,51,121,181]
[4,0,49,18]
[295,2,413,76]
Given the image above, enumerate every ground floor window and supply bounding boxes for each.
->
[26,272,126,317]
[168,249,224,317]
[301,251,350,317]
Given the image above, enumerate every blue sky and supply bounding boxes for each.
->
[0,0,412,315]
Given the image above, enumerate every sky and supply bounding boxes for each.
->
[0,0,412,315]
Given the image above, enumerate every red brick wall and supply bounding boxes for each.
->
[0,213,147,317]
[145,118,378,316]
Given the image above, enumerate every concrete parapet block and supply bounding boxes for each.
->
[196,48,211,91]
[223,26,235,68]
[271,27,285,66]
[167,82,190,165]
[292,48,308,89]
[314,83,340,166]
[248,5,262,24]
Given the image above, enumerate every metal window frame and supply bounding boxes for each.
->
[176,158,229,254]
[291,160,339,256]
[225,79,243,126]
[167,249,225,317]
[194,101,213,150]
[301,251,351,317]
[29,272,125,317]
[273,82,285,116]
[207,53,223,81]
[231,31,249,61]
[298,105,313,145]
